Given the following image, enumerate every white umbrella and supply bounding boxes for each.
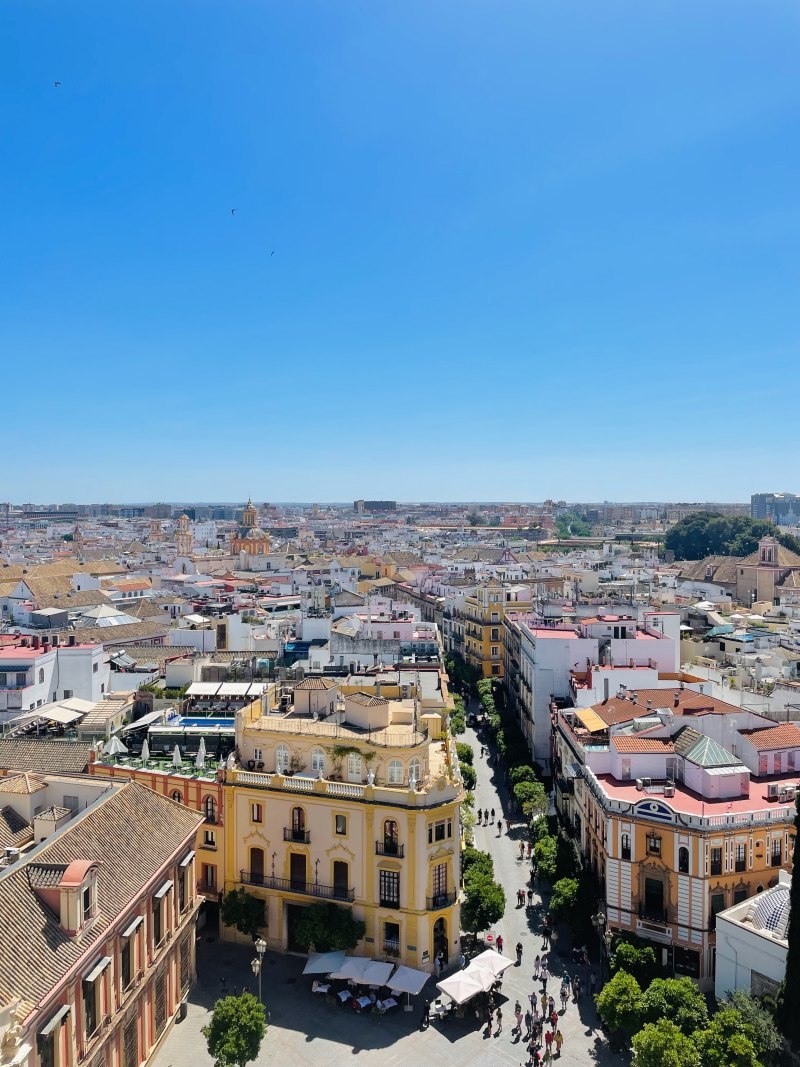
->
[140,738,150,762]
[357,960,395,986]
[106,735,128,758]
[172,744,182,769]
[463,964,496,993]
[388,965,430,996]
[330,956,371,981]
[468,949,515,977]
[195,737,207,770]
[436,971,484,1005]
[302,950,347,975]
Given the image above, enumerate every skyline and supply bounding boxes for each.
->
[2,1,798,500]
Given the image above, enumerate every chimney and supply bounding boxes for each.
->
[646,699,652,710]
[674,693,680,707]
[699,684,704,695]
[32,636,40,650]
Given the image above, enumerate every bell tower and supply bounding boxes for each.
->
[176,514,192,557]
[243,499,258,529]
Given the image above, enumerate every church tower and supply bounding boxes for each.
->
[176,514,192,557]
[242,499,258,529]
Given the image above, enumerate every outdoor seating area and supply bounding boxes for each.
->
[302,952,429,1018]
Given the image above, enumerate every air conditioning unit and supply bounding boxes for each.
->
[3,847,20,864]
[779,787,796,802]
[640,778,652,789]
[664,785,675,797]
[767,783,781,799]
[635,779,644,791]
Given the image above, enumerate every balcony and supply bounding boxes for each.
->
[379,897,400,909]
[735,858,747,873]
[772,853,783,868]
[240,870,354,902]
[284,827,311,843]
[427,891,456,910]
[375,841,405,858]
[710,862,722,877]
[638,904,668,924]
[383,939,400,957]
[197,881,218,895]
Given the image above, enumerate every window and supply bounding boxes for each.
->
[83,978,98,1037]
[492,665,500,675]
[772,839,783,867]
[736,844,747,873]
[679,846,690,874]
[203,796,217,823]
[335,814,347,835]
[93,662,99,674]
[17,673,27,687]
[383,820,399,855]
[152,898,162,946]
[347,751,362,781]
[251,802,263,823]
[63,690,73,699]
[121,937,132,989]
[178,869,187,911]
[172,790,182,802]
[202,864,216,889]
[621,834,631,861]
[491,646,499,657]
[710,847,722,876]
[253,747,263,762]
[733,887,748,905]
[39,668,45,683]
[387,759,403,785]
[647,833,661,857]
[204,829,216,847]
[276,744,289,774]
[383,920,400,956]
[409,757,421,783]
[311,747,325,775]
[333,860,349,900]
[38,1032,55,1067]
[432,862,448,904]
[63,795,78,813]
[290,807,305,839]
[710,892,726,930]
[379,869,400,908]
[429,818,452,843]
[82,886,93,922]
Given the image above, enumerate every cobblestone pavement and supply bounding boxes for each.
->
[153,709,627,1067]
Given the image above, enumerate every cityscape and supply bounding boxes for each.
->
[3,3,799,1067]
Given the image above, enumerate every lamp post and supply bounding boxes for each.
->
[251,937,267,1002]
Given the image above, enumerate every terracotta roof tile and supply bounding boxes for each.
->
[740,723,800,751]
[611,737,675,754]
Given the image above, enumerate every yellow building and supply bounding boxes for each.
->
[223,676,464,971]
[463,579,532,678]
[230,500,271,557]
[554,687,800,987]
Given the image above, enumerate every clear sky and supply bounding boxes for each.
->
[2,1,798,503]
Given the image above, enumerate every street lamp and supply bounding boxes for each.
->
[251,937,267,1002]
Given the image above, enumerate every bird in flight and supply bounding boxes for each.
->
[231,208,237,215]
[54,81,61,88]
[271,250,275,256]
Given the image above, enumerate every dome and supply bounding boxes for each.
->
[751,887,790,939]
[245,527,269,541]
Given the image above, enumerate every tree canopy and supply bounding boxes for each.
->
[693,1008,762,1067]
[220,889,265,940]
[461,872,505,935]
[639,978,709,1036]
[633,1018,702,1067]
[722,991,782,1065]
[203,992,266,1067]
[293,902,365,952]
[610,939,658,985]
[549,878,579,921]
[664,512,800,561]
[596,969,643,1034]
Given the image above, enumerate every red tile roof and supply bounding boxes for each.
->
[612,737,676,754]
[740,723,800,751]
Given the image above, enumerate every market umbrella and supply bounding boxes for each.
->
[140,738,150,762]
[436,971,484,1005]
[195,737,207,770]
[464,964,497,993]
[302,950,347,975]
[468,949,515,977]
[172,744,182,769]
[357,961,394,986]
[388,964,431,1010]
[330,956,371,981]
[105,735,128,760]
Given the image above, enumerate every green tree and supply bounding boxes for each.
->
[509,764,537,786]
[633,1018,702,1067]
[455,742,474,765]
[462,846,494,881]
[693,1009,762,1067]
[220,889,266,940]
[549,877,579,923]
[533,834,558,881]
[513,778,548,818]
[664,513,800,561]
[596,969,643,1034]
[293,902,365,952]
[461,873,505,937]
[639,977,708,1035]
[460,764,477,790]
[722,991,782,1065]
[203,992,266,1067]
[778,789,800,1044]
[610,939,658,985]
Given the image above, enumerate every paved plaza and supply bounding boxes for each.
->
[154,715,627,1067]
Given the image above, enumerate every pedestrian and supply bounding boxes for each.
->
[496,934,504,954]
[515,1003,523,1034]
[540,992,548,1017]
[458,951,466,969]
[421,999,430,1028]
[497,819,503,835]
[517,888,524,908]
[477,808,482,825]
[573,975,581,1000]
[554,1028,564,1057]
[532,1043,541,1067]
[527,887,534,907]
[527,840,532,859]
[495,1007,502,1035]
[490,807,495,823]
[435,950,443,976]
[519,841,525,860]
[540,963,549,991]
[548,995,555,1016]
[550,1009,558,1030]
[484,808,489,824]
[543,1046,553,1067]
[589,970,597,997]
[559,985,568,1012]
[534,954,541,978]
[516,941,523,964]
[545,1028,554,1053]
[525,1009,533,1037]
[530,990,538,1014]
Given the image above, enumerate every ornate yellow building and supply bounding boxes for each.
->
[223,676,464,971]
[230,500,271,557]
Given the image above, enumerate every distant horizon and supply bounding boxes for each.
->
[6,496,764,508]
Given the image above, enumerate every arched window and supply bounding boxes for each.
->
[275,743,289,774]
[347,751,362,781]
[621,833,630,861]
[409,757,421,783]
[172,790,182,802]
[678,846,689,874]
[291,806,305,832]
[38,668,44,684]
[387,759,403,785]
[203,796,216,823]
[384,819,398,854]
[311,747,325,775]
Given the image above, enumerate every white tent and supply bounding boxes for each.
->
[436,971,484,1005]
[195,738,207,770]
[464,964,497,993]
[467,949,515,978]
[172,745,182,768]
[388,965,430,996]
[140,738,150,762]
[105,735,128,757]
[302,950,347,975]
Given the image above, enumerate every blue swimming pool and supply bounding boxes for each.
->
[174,717,235,728]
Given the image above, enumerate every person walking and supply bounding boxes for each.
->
[495,1007,502,1035]
[519,841,525,860]
[540,991,548,1018]
[533,954,541,979]
[421,999,430,1029]
[524,1009,533,1038]
[527,840,532,859]
[573,975,581,1000]
[545,1028,554,1055]
[548,995,555,1017]
[527,887,534,907]
[531,1043,541,1067]
[458,951,466,970]
[516,941,523,964]
[559,983,568,1012]
[497,818,503,835]
[490,807,495,824]
[517,888,524,908]
[530,990,539,1017]
[543,1046,553,1067]
[540,962,549,991]
[496,934,504,954]
[589,970,598,997]
[514,1003,523,1035]
[554,1028,564,1057]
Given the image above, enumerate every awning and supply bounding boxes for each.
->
[84,957,111,983]
[564,761,583,780]
[42,708,84,726]
[218,683,251,696]
[180,850,195,868]
[122,708,164,733]
[357,960,395,986]
[39,1006,71,1037]
[247,683,267,696]
[154,879,173,900]
[467,949,515,977]
[436,971,484,1005]
[576,708,607,733]
[186,683,221,697]
[388,965,430,996]
[122,916,143,938]
[302,950,347,975]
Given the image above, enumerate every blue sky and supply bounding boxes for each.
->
[2,1,798,503]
